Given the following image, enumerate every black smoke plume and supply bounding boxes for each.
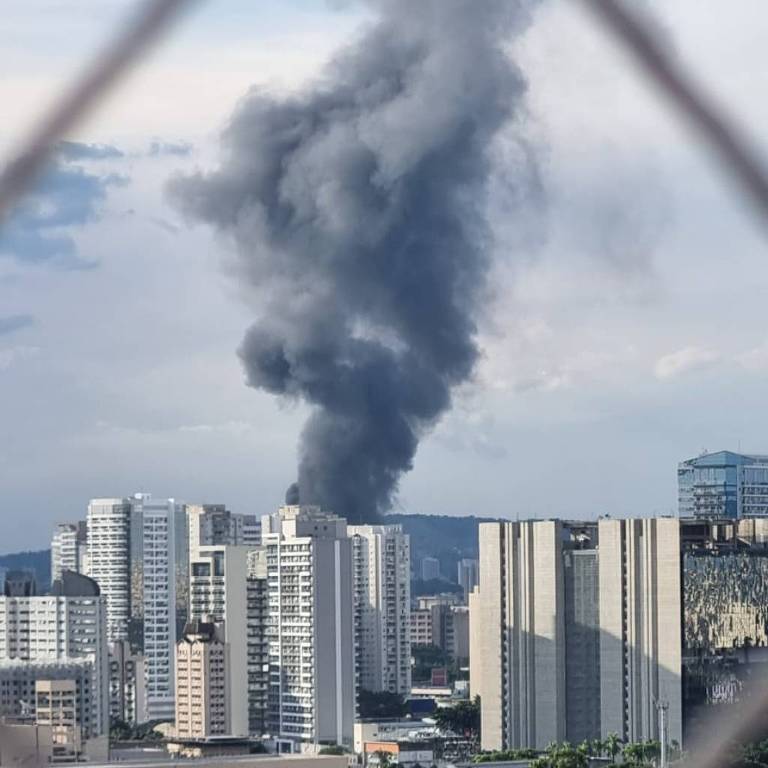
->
[170,0,534,523]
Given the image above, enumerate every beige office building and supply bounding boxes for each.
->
[470,518,683,752]
[175,621,230,739]
[470,520,566,751]
[598,518,682,745]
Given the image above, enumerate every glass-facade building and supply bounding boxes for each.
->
[678,450,768,519]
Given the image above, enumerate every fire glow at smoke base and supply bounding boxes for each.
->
[170,0,536,523]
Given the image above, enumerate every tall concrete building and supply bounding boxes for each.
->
[175,621,230,739]
[563,549,601,745]
[263,506,356,749]
[420,556,440,581]
[188,505,261,559]
[87,498,133,642]
[108,641,146,726]
[598,518,682,745]
[411,595,468,663]
[470,519,683,752]
[247,549,269,737]
[470,521,567,751]
[457,558,479,602]
[350,524,411,695]
[51,522,88,583]
[130,494,189,721]
[189,544,250,737]
[86,494,189,722]
[678,450,768,519]
[0,571,109,738]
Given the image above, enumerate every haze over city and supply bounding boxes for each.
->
[4,0,768,550]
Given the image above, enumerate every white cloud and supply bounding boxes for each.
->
[654,346,720,380]
[736,341,768,371]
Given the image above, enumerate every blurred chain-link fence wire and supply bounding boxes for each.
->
[2,1,768,764]
[0,0,197,222]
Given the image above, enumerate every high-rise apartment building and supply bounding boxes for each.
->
[411,594,467,662]
[175,621,229,739]
[86,499,133,643]
[188,505,261,560]
[0,571,109,738]
[131,494,189,721]
[108,641,146,726]
[350,524,411,695]
[247,549,269,737]
[457,558,479,602]
[263,506,356,749]
[189,544,250,737]
[86,494,189,721]
[678,450,768,519]
[51,522,88,583]
[470,519,683,752]
[420,556,440,581]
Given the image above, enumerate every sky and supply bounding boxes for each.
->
[3,0,768,551]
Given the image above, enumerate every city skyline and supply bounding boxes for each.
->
[0,444,752,554]
[4,1,768,549]
[6,1,768,764]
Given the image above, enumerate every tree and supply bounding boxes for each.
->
[530,742,588,768]
[434,697,480,743]
[605,733,623,763]
[621,740,659,767]
[374,750,392,768]
[319,745,347,756]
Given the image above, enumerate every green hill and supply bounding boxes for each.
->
[385,513,498,587]
[1,514,497,596]
[0,549,51,592]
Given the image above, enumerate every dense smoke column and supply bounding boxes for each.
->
[170,0,533,523]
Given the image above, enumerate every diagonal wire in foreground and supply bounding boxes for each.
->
[582,0,768,225]
[0,0,199,223]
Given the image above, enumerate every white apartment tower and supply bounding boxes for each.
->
[86,499,132,642]
[349,524,411,695]
[51,522,88,583]
[247,549,269,737]
[263,506,356,749]
[86,494,189,721]
[189,545,250,737]
[131,494,189,721]
[0,571,109,738]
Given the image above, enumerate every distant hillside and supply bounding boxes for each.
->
[0,514,493,596]
[0,549,51,592]
[386,513,498,584]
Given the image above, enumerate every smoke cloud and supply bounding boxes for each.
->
[170,0,535,523]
